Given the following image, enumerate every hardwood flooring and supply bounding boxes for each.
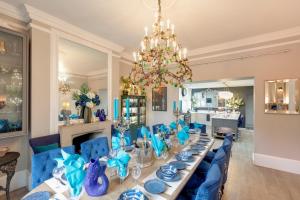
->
[1,129,300,200]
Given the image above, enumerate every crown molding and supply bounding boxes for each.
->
[189,26,300,58]
[24,4,124,53]
[0,1,28,22]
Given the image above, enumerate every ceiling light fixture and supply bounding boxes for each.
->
[129,0,192,88]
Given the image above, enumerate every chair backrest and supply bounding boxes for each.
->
[111,125,132,145]
[189,123,207,133]
[152,124,164,134]
[80,137,109,163]
[211,148,226,181]
[195,164,222,200]
[221,138,233,185]
[31,145,75,189]
[29,134,61,154]
[224,133,234,143]
[137,126,150,138]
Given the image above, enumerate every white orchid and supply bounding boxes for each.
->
[74,89,81,96]
[86,102,94,108]
[87,92,95,99]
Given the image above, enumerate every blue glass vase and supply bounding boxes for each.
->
[99,109,106,121]
[84,159,109,197]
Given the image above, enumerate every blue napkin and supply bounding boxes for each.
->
[177,129,189,145]
[178,119,186,128]
[111,133,131,150]
[194,123,203,129]
[183,125,190,133]
[107,150,131,178]
[151,133,165,157]
[159,124,170,134]
[141,126,151,138]
[55,150,86,197]
[169,122,177,130]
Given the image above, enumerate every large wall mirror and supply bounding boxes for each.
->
[57,38,108,125]
[265,79,300,114]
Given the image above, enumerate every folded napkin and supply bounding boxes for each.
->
[55,150,86,197]
[177,129,189,145]
[194,123,203,129]
[178,119,186,128]
[151,133,166,157]
[107,150,131,178]
[159,124,170,135]
[141,126,151,139]
[183,125,190,133]
[112,133,131,150]
[169,122,177,130]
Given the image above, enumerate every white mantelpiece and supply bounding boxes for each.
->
[59,120,112,148]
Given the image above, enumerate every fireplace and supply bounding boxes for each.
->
[59,121,112,150]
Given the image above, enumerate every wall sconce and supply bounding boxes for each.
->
[0,95,6,109]
[0,40,6,54]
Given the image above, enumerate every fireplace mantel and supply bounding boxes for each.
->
[59,120,112,148]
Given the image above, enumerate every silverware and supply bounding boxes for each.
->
[55,177,66,186]
[162,181,172,187]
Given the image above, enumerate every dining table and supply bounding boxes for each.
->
[24,134,214,200]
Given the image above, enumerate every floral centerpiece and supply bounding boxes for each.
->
[72,83,100,123]
[226,95,244,111]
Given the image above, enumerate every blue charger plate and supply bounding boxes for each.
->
[23,191,51,200]
[156,169,181,182]
[118,189,149,200]
[169,161,187,170]
[144,179,166,194]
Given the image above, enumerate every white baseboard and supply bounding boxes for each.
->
[0,169,28,195]
[253,153,300,175]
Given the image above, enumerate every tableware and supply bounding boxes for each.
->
[124,145,134,152]
[132,165,141,184]
[23,191,51,200]
[169,161,187,170]
[175,153,194,163]
[144,179,166,194]
[190,145,206,151]
[159,164,177,178]
[175,151,193,161]
[156,168,181,182]
[199,138,211,142]
[186,149,199,155]
[118,189,149,200]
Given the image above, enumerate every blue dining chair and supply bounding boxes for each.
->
[190,122,207,133]
[184,148,226,191]
[152,124,164,134]
[178,164,222,200]
[29,134,61,154]
[31,145,75,189]
[137,126,150,138]
[80,137,109,163]
[204,134,233,163]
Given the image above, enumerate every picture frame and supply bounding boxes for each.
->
[152,87,167,111]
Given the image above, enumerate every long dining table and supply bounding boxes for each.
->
[24,134,214,200]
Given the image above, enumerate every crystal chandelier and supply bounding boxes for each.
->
[129,0,192,88]
[58,73,71,94]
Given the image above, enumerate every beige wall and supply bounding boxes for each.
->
[88,77,107,91]
[190,44,300,161]
[30,28,51,138]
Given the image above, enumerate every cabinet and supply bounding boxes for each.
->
[121,95,146,126]
[0,27,28,138]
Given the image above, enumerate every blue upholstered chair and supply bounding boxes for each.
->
[190,123,207,133]
[178,164,222,200]
[80,137,109,163]
[137,126,150,138]
[29,134,61,154]
[31,145,75,189]
[184,148,226,190]
[152,124,164,134]
[204,133,233,163]
[111,125,132,145]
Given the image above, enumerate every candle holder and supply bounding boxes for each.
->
[113,118,130,151]
[173,108,183,134]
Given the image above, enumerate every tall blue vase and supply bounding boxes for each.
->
[99,109,106,121]
[84,159,109,197]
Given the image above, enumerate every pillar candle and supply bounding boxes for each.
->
[173,101,177,112]
[114,98,119,121]
[179,100,183,113]
[126,98,130,120]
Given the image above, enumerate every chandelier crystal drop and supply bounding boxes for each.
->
[129,0,192,88]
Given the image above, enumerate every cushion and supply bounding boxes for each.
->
[33,143,59,154]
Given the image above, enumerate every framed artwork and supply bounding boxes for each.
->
[152,87,167,111]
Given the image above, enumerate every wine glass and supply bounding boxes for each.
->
[131,165,141,184]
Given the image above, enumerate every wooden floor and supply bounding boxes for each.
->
[1,130,300,200]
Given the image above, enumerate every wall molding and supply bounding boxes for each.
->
[253,153,300,175]
[23,4,124,54]
[0,170,28,196]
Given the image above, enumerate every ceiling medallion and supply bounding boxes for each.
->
[130,0,192,88]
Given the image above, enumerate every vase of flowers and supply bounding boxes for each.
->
[226,95,244,112]
[72,83,100,123]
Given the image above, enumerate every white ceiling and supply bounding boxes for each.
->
[59,38,107,76]
[2,0,300,53]
[185,78,254,89]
